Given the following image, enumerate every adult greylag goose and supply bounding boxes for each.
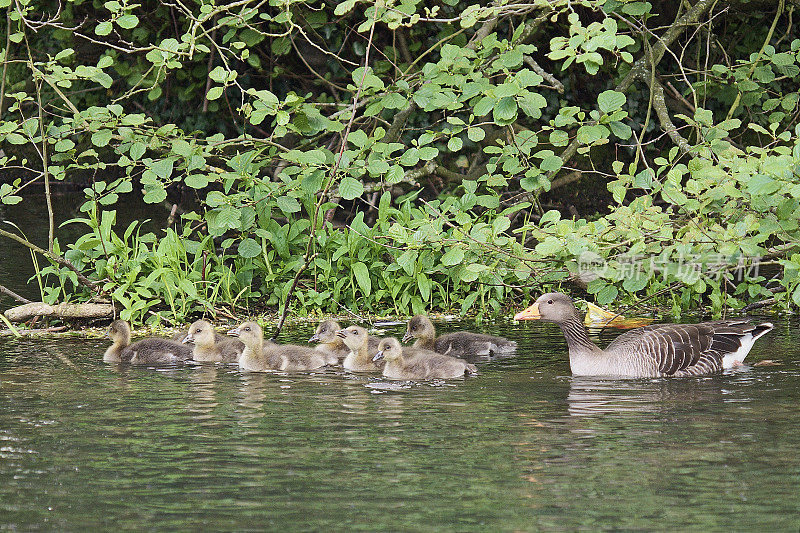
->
[308,319,380,365]
[402,315,516,359]
[373,337,478,380]
[104,320,193,365]
[514,292,773,377]
[228,322,328,372]
[182,319,244,362]
[337,325,382,372]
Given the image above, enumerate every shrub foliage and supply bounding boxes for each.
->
[1,0,799,322]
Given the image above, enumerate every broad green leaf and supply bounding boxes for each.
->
[339,177,364,200]
[598,90,626,113]
[351,261,371,296]
[238,238,261,258]
[441,247,465,266]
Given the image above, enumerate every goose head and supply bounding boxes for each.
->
[514,292,580,324]
[228,321,264,350]
[309,319,342,344]
[336,325,368,351]
[182,320,216,347]
[373,337,402,363]
[402,315,435,343]
[108,320,131,346]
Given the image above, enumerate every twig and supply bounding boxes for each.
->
[0,284,33,304]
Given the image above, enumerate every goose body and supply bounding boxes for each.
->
[338,325,382,372]
[104,320,193,365]
[403,315,516,359]
[229,322,328,372]
[309,320,380,365]
[182,319,244,362]
[374,338,478,380]
[515,293,773,377]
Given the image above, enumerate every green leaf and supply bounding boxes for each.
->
[493,97,518,123]
[54,139,75,152]
[448,136,463,152]
[596,284,619,305]
[598,90,626,113]
[747,174,780,196]
[397,250,417,275]
[185,174,209,189]
[142,183,167,204]
[238,238,261,258]
[277,195,302,214]
[473,96,496,116]
[95,21,113,36]
[351,261,371,296]
[339,177,364,200]
[130,142,146,160]
[206,86,223,100]
[441,247,465,266]
[467,127,485,142]
[91,129,112,147]
[116,14,139,29]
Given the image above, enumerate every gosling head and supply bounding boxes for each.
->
[309,319,342,344]
[108,320,131,346]
[402,315,435,343]
[514,292,579,323]
[373,337,403,363]
[228,321,264,349]
[336,325,368,351]
[182,320,216,347]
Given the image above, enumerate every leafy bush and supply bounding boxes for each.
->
[1,0,799,323]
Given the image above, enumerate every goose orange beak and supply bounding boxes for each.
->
[514,303,541,320]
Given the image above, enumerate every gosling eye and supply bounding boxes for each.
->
[353,330,359,335]
[195,328,202,333]
[547,299,553,305]
[244,327,251,332]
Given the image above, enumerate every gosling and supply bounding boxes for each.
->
[374,337,478,380]
[182,319,244,362]
[104,320,193,365]
[228,321,328,372]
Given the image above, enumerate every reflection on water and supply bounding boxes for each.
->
[1,319,799,530]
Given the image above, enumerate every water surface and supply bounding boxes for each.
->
[1,319,799,530]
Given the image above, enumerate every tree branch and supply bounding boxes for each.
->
[0,227,101,293]
[0,284,33,304]
[644,76,692,154]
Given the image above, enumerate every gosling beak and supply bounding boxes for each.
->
[335,330,347,339]
[514,302,541,320]
[308,333,320,343]
[401,331,413,343]
[227,328,240,337]
[181,334,192,344]
[372,350,384,362]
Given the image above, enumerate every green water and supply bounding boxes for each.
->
[1,319,799,530]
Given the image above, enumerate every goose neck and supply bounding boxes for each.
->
[559,316,598,353]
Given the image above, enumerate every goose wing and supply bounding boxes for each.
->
[605,320,761,376]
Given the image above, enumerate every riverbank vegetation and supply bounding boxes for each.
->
[1,0,799,326]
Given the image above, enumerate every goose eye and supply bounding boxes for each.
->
[547,299,553,305]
